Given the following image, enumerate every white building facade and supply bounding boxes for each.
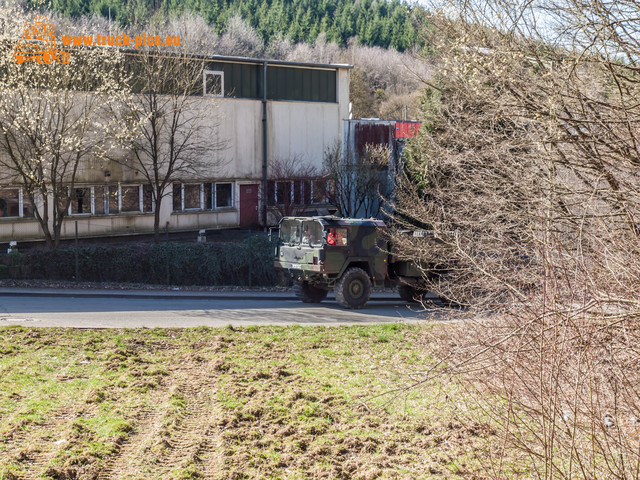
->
[0,55,351,243]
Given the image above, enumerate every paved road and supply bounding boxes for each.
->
[0,290,437,328]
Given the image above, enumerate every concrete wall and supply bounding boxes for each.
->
[0,210,240,243]
[209,98,263,180]
[0,219,43,242]
[171,209,237,230]
[267,101,341,169]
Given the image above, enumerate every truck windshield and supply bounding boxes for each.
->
[280,219,323,247]
[300,221,323,247]
[280,219,301,246]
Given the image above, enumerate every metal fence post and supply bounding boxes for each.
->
[248,229,252,287]
[75,221,79,283]
[165,223,170,286]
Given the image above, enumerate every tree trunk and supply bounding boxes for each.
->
[153,197,162,244]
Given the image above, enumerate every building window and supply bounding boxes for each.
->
[67,185,156,216]
[204,184,213,209]
[312,179,328,204]
[22,191,34,217]
[203,70,224,97]
[267,179,327,206]
[94,186,106,214]
[215,183,233,208]
[183,184,202,209]
[107,186,118,214]
[267,181,276,207]
[70,188,91,215]
[173,184,181,211]
[70,185,123,215]
[0,188,36,218]
[0,188,20,217]
[121,185,141,212]
[173,182,234,211]
[173,183,201,211]
[293,180,311,205]
[276,182,292,206]
[143,184,154,212]
[267,180,293,206]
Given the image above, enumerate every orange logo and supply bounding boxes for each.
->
[14,16,70,65]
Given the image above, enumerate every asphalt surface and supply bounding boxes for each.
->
[0,288,438,328]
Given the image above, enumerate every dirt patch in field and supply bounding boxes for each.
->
[0,325,494,479]
[212,326,491,479]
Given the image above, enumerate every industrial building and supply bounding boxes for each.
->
[0,54,351,243]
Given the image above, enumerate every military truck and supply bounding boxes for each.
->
[273,216,428,309]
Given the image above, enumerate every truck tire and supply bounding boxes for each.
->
[335,267,371,309]
[294,281,328,303]
[398,285,423,303]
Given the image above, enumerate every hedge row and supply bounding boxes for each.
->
[9,236,280,286]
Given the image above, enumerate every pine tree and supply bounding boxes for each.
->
[34,0,423,51]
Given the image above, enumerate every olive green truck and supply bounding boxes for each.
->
[273,216,428,309]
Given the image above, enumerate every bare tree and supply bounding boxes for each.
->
[264,32,294,60]
[389,1,640,477]
[342,40,433,119]
[324,141,390,218]
[164,12,219,56]
[217,14,264,57]
[0,14,133,249]
[119,44,228,242]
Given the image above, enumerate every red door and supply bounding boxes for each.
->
[239,184,259,227]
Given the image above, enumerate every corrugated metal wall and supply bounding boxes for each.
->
[342,119,399,219]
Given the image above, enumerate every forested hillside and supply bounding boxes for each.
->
[37,0,421,50]
[35,0,431,119]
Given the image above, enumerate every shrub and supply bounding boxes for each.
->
[17,236,279,286]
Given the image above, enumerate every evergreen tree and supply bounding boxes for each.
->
[30,0,424,51]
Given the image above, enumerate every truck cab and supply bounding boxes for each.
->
[274,216,390,308]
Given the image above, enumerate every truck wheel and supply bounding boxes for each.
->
[294,281,328,303]
[398,285,423,303]
[335,267,371,309]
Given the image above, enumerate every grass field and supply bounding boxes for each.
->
[0,324,493,480]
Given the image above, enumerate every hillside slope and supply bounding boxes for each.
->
[39,0,422,50]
